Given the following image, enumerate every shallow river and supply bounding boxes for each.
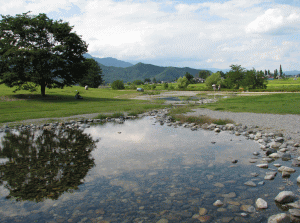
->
[0,116,298,222]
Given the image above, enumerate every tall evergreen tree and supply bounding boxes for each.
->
[279,65,283,77]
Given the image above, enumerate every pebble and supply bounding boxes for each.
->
[256,198,268,209]
[213,200,224,207]
[244,181,256,187]
[257,164,268,168]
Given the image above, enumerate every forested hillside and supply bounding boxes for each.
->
[99,62,209,83]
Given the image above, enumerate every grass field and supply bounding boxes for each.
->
[0,84,169,123]
[1,77,300,124]
[200,93,300,114]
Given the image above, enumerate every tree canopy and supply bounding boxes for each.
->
[79,59,103,88]
[0,12,88,96]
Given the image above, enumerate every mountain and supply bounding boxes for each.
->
[99,62,210,84]
[284,70,300,76]
[83,53,133,68]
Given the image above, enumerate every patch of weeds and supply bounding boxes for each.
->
[142,91,161,95]
[171,114,233,125]
[95,114,108,119]
[213,119,233,125]
[214,107,225,111]
[111,112,125,118]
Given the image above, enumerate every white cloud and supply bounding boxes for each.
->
[245,6,300,34]
[1,0,300,70]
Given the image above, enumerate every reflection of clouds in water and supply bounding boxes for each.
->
[83,118,260,178]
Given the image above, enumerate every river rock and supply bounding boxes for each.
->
[265,172,277,180]
[297,175,300,183]
[282,153,292,161]
[240,205,255,213]
[268,213,290,223]
[275,191,297,203]
[266,148,277,156]
[292,159,300,167]
[286,200,300,209]
[278,166,296,173]
[244,181,256,187]
[269,153,281,158]
[213,200,224,207]
[257,164,268,168]
[282,172,291,178]
[269,142,282,149]
[256,198,268,209]
[289,209,300,217]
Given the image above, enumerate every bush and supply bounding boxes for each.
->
[111,80,125,90]
[151,84,156,90]
[177,77,189,89]
[163,82,169,89]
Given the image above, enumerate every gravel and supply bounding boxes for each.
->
[184,108,300,143]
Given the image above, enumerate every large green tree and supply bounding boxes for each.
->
[0,12,88,96]
[79,59,103,88]
[224,65,245,89]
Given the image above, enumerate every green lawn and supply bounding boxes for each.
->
[0,85,169,123]
[200,93,300,114]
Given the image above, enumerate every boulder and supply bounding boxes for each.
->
[268,213,290,223]
[275,191,297,204]
[256,198,268,209]
[278,166,296,173]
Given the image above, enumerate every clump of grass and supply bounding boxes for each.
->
[95,112,124,119]
[171,114,234,125]
[168,105,196,116]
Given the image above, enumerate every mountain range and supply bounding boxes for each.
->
[84,54,211,83]
[83,54,300,83]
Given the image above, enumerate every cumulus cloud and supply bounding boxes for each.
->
[1,0,300,70]
[245,6,300,34]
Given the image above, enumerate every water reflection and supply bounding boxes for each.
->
[0,129,96,202]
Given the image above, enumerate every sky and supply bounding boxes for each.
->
[1,0,300,71]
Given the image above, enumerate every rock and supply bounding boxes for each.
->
[157,219,169,223]
[214,128,221,133]
[265,172,277,180]
[213,200,224,207]
[282,153,292,161]
[269,142,282,149]
[278,166,296,173]
[282,172,291,178]
[266,148,277,156]
[251,172,259,177]
[297,175,300,183]
[289,209,300,217]
[214,182,225,187]
[274,164,282,167]
[240,205,255,213]
[292,159,300,167]
[286,200,300,209]
[231,159,238,163]
[256,164,268,168]
[275,191,297,204]
[269,153,281,158]
[244,181,256,187]
[256,198,268,209]
[253,152,260,156]
[221,192,236,198]
[263,157,274,162]
[199,208,208,216]
[268,213,290,223]
[225,124,235,130]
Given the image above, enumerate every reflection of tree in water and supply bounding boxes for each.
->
[0,129,96,202]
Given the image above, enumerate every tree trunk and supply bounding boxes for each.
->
[41,83,46,97]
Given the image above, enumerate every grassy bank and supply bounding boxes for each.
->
[0,85,169,123]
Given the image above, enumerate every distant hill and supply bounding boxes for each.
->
[284,70,300,76]
[84,53,133,68]
[99,62,210,84]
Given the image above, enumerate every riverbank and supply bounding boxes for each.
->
[184,108,300,144]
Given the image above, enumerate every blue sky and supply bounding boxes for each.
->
[2,0,300,71]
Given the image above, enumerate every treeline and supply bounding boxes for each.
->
[205,65,268,90]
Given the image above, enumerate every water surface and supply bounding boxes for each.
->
[0,117,298,222]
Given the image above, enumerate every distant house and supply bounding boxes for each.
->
[193,77,205,83]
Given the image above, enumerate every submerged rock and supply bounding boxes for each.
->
[268,213,290,223]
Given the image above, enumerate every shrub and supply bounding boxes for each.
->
[163,82,169,89]
[111,80,125,90]
[151,84,156,90]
